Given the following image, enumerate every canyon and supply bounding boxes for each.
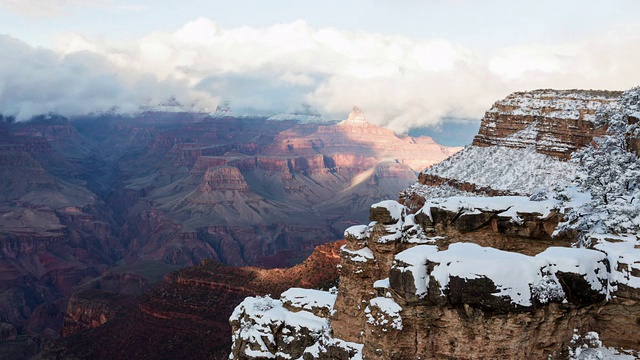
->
[0,108,459,358]
[6,87,636,359]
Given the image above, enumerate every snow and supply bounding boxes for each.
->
[422,145,577,194]
[392,243,610,306]
[373,278,390,289]
[340,245,375,262]
[487,90,617,122]
[420,195,560,223]
[428,243,544,306]
[569,330,639,360]
[592,234,640,290]
[537,247,609,295]
[365,297,403,331]
[399,183,474,202]
[371,200,406,222]
[393,245,439,299]
[344,225,369,240]
[230,296,328,333]
[554,88,640,293]
[230,293,364,360]
[230,296,327,359]
[281,288,336,312]
[266,113,328,124]
[349,202,434,245]
[298,335,363,360]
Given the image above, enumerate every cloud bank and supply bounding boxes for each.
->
[1,18,640,132]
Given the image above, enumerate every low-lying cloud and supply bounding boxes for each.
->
[2,18,640,132]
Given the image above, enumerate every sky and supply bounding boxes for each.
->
[1,0,639,132]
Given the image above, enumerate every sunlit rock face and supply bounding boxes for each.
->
[345,106,368,124]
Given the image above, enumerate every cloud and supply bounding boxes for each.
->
[0,35,215,120]
[1,18,640,131]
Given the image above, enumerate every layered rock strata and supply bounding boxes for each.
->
[472,89,620,159]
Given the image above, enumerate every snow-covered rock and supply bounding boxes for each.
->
[281,288,337,318]
[389,243,608,310]
[229,291,362,360]
[421,145,577,194]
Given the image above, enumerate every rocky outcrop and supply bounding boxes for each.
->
[328,201,639,359]
[409,90,622,206]
[229,289,364,360]
[472,89,620,159]
[62,289,129,337]
[232,199,640,359]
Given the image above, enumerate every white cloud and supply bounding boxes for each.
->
[1,19,639,131]
[0,35,215,120]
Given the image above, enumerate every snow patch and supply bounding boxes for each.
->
[420,195,560,223]
[365,297,403,331]
[344,225,369,240]
[392,243,609,306]
[340,245,375,263]
[422,145,576,194]
[371,200,406,222]
[281,288,336,312]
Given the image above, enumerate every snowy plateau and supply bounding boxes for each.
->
[230,87,640,359]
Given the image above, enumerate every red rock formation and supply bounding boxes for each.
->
[269,107,461,172]
[0,108,456,357]
[198,166,250,192]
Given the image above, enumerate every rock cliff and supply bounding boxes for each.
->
[231,199,640,359]
[405,90,621,203]
[472,89,619,159]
